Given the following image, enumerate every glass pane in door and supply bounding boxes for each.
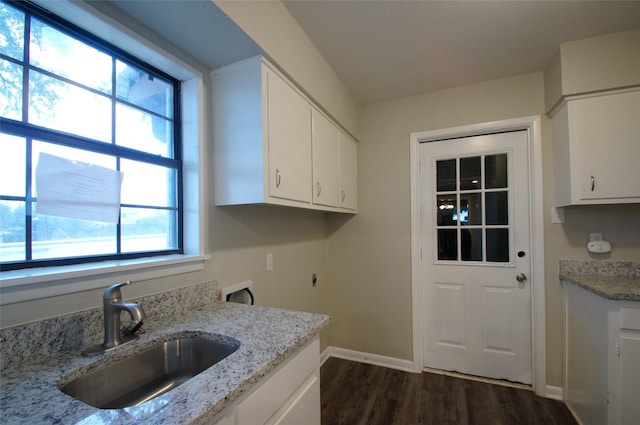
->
[485,154,508,188]
[434,151,512,264]
[438,229,457,260]
[437,195,457,226]
[485,191,508,225]
[486,229,509,262]
[460,156,481,190]
[461,228,482,261]
[460,192,481,225]
[436,159,456,192]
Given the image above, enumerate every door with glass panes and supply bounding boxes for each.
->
[420,130,532,384]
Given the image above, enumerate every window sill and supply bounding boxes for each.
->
[0,254,209,305]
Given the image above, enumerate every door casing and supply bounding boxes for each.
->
[409,116,546,396]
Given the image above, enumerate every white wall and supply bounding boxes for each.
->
[329,68,640,388]
[0,0,366,358]
[0,1,343,355]
[214,0,361,138]
[544,28,640,111]
[328,72,548,361]
[2,1,638,391]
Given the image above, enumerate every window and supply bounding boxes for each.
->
[435,153,511,263]
[0,1,183,271]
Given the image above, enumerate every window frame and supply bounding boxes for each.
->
[1,0,185,271]
[0,0,207,304]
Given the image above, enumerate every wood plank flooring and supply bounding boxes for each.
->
[321,358,578,425]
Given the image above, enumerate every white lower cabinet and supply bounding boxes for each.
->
[271,373,320,425]
[613,307,640,425]
[213,411,235,425]
[212,336,320,425]
[563,282,640,425]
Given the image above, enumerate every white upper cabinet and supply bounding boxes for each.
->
[312,109,339,208]
[339,132,358,211]
[213,56,311,208]
[552,88,640,206]
[267,69,312,204]
[213,56,357,213]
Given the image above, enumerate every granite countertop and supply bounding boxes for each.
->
[0,301,329,425]
[559,260,640,301]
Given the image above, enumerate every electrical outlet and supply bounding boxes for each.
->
[590,233,603,241]
[266,253,273,271]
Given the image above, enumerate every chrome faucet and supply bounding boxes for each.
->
[83,281,146,356]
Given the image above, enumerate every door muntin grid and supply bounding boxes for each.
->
[435,152,511,264]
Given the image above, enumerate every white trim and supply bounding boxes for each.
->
[410,132,423,373]
[409,116,547,396]
[321,346,417,373]
[547,85,640,118]
[181,76,208,256]
[0,0,208,306]
[321,347,565,402]
[423,366,532,391]
[221,280,254,301]
[320,346,332,367]
[565,403,586,425]
[546,385,564,401]
[33,0,201,80]
[0,255,208,305]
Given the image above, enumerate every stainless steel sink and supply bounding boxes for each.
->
[60,335,240,409]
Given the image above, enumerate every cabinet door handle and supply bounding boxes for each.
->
[591,175,595,192]
[317,182,322,197]
[276,169,281,188]
[341,190,346,202]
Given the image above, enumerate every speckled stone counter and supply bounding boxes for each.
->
[559,260,640,301]
[0,281,329,424]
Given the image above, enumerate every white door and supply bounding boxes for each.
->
[420,130,532,384]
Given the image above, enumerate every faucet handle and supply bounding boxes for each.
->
[103,281,131,300]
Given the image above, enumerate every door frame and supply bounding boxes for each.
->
[409,116,546,396]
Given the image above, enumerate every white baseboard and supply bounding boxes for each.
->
[321,346,566,403]
[545,385,564,400]
[319,346,331,366]
[320,346,417,373]
[565,402,585,425]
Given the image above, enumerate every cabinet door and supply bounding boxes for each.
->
[272,373,320,425]
[211,410,234,425]
[563,282,608,425]
[619,334,640,425]
[571,90,640,202]
[339,133,358,211]
[267,70,312,203]
[312,110,339,208]
[236,338,319,425]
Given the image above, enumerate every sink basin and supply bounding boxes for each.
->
[60,335,240,409]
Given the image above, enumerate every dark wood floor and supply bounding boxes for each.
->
[321,358,578,425]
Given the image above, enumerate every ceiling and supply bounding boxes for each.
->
[106,0,262,70]
[282,0,640,104]
[107,1,640,105]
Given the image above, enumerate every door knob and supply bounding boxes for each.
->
[516,273,527,283]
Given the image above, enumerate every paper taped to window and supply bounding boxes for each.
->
[36,152,124,224]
